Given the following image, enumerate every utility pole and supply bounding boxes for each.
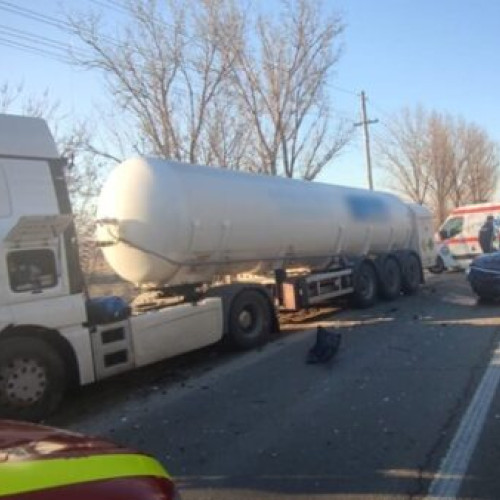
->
[354,90,378,190]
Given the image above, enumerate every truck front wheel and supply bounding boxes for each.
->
[227,290,272,350]
[0,337,66,421]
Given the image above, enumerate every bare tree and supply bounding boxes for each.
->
[226,0,351,179]
[447,118,470,208]
[377,107,432,204]
[68,0,246,166]
[461,124,499,203]
[68,0,350,177]
[378,106,500,224]
[426,112,456,224]
[1,82,60,126]
[200,97,252,169]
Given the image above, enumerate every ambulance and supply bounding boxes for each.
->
[432,202,500,272]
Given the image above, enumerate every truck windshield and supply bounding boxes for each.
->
[440,216,464,239]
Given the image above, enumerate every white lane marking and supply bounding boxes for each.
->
[425,342,500,499]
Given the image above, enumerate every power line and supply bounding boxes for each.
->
[89,0,129,16]
[0,32,361,126]
[0,24,65,48]
[327,83,359,97]
[0,36,71,64]
[0,0,69,31]
[0,24,93,60]
[101,0,130,13]
[0,0,204,61]
[0,0,121,48]
[0,0,387,135]
[0,0,368,102]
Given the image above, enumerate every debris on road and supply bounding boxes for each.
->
[307,326,342,364]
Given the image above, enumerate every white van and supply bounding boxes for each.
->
[433,202,500,272]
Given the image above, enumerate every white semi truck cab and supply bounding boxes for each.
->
[0,114,436,421]
[0,115,224,421]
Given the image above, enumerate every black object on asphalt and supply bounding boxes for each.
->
[307,326,342,364]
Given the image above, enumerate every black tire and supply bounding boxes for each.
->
[402,253,421,295]
[0,337,66,421]
[477,294,496,304]
[429,256,445,274]
[470,283,496,303]
[227,290,272,350]
[379,256,402,300]
[352,261,378,308]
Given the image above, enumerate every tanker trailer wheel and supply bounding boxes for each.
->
[227,290,272,350]
[0,337,66,421]
[351,261,378,308]
[402,253,421,295]
[379,256,402,300]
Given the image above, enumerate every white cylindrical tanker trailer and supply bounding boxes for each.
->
[96,157,435,289]
[95,157,436,350]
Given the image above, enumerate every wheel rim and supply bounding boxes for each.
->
[238,309,254,330]
[236,304,263,337]
[0,357,47,406]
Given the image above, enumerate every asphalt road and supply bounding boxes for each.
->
[53,273,500,499]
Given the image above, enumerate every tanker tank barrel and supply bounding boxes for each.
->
[96,157,418,288]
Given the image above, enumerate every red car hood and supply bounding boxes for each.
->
[0,420,177,500]
[0,419,123,462]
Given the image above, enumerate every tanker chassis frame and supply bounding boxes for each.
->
[274,251,422,310]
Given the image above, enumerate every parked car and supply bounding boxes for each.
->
[0,420,180,499]
[467,252,500,301]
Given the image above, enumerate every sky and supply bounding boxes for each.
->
[1,0,500,193]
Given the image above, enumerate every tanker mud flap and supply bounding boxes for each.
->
[205,284,277,350]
